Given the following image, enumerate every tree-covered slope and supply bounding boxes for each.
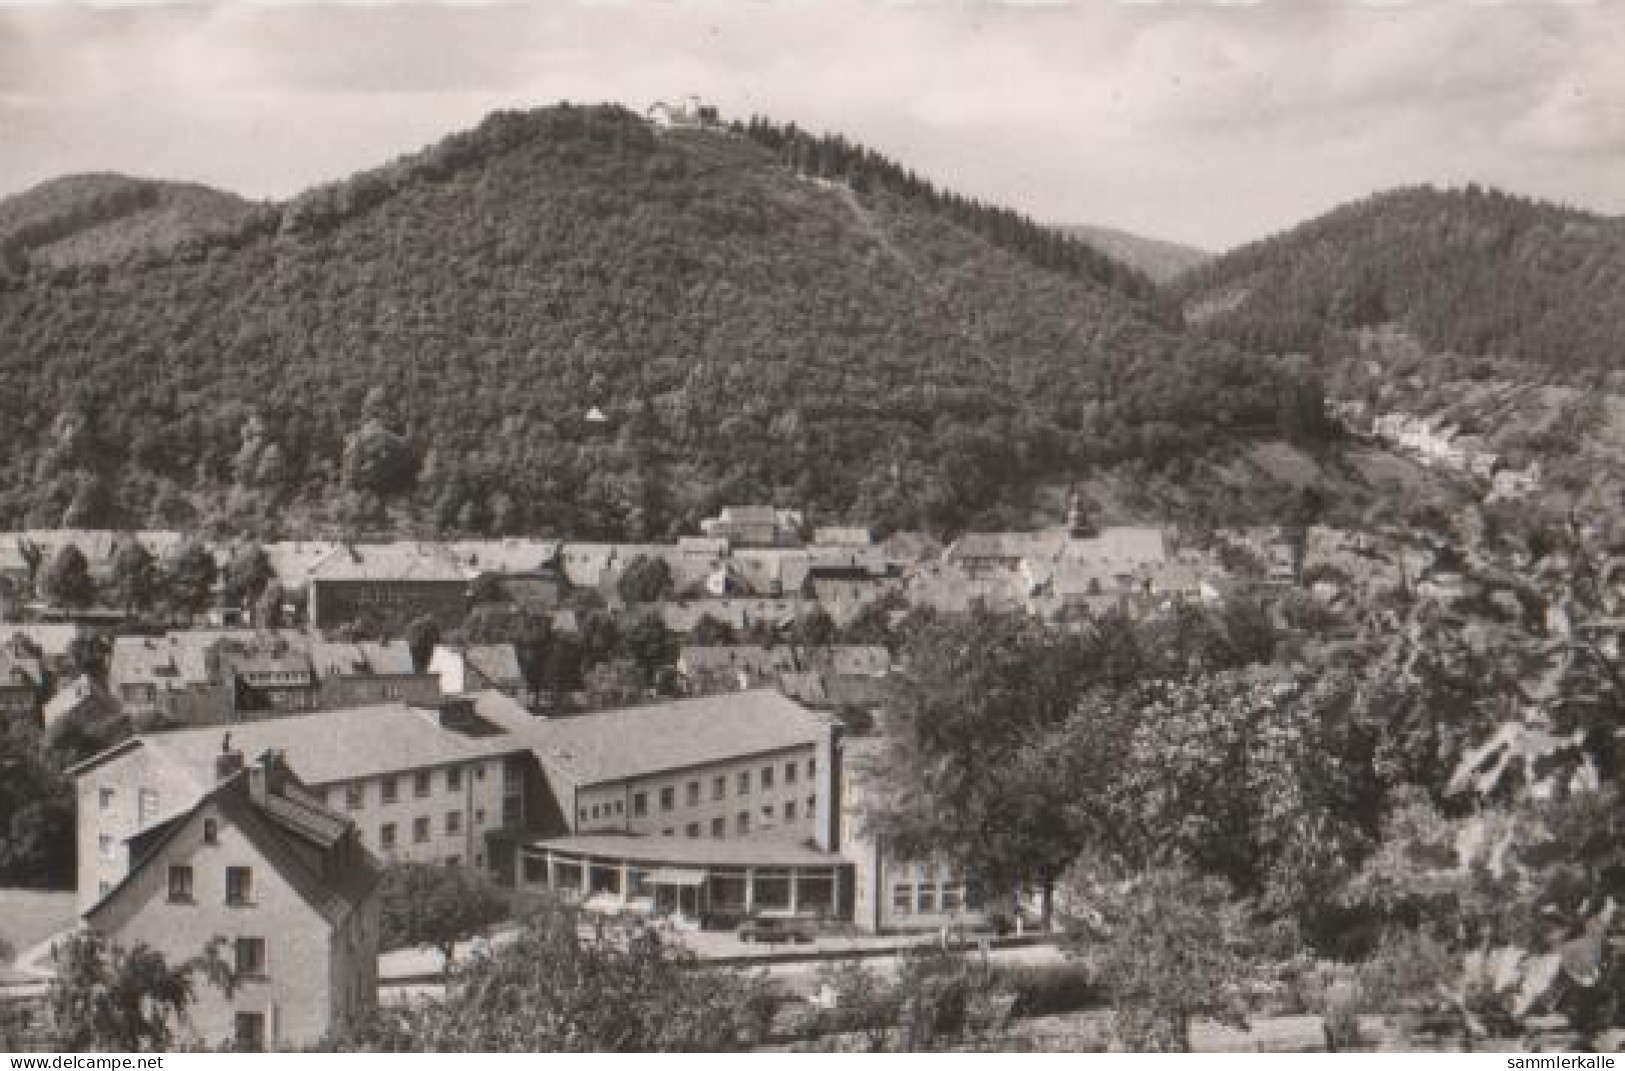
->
[1174,184,1625,377]
[0,104,1328,539]
[1060,224,1209,284]
[0,173,256,270]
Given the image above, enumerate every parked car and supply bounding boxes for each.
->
[736,915,817,944]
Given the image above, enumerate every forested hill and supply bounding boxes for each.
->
[0,104,1329,540]
[1173,184,1625,378]
[1060,224,1209,284]
[0,173,258,270]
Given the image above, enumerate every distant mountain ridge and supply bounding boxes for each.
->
[0,173,257,269]
[1060,224,1209,283]
[1172,184,1625,377]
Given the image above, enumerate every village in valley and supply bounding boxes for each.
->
[3,411,1620,1052]
[3,3,1624,1056]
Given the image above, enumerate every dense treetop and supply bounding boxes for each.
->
[0,104,1328,539]
[1175,185,1625,378]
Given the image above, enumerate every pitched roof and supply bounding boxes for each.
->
[306,543,469,583]
[0,624,83,657]
[110,633,217,688]
[656,598,800,634]
[464,644,522,685]
[1062,526,1168,567]
[43,675,114,725]
[448,539,562,575]
[118,701,521,787]
[813,527,872,547]
[85,762,380,928]
[526,689,829,785]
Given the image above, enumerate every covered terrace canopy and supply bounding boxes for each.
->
[517,832,849,921]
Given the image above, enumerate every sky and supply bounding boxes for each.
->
[1,1,1622,251]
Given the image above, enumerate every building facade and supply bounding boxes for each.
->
[68,696,525,913]
[83,754,380,1051]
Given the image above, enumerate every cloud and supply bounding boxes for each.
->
[0,0,1621,249]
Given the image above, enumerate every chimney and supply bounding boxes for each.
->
[215,732,244,781]
[249,749,284,803]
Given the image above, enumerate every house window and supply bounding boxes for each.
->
[203,819,218,844]
[917,885,937,913]
[762,803,774,821]
[591,804,600,819]
[578,807,589,822]
[808,758,816,779]
[381,777,398,805]
[447,767,462,793]
[662,828,675,837]
[784,800,797,822]
[892,884,913,915]
[785,761,797,785]
[474,809,486,825]
[686,781,700,807]
[807,795,816,816]
[942,885,964,911]
[737,771,750,794]
[413,817,430,844]
[736,811,750,835]
[97,834,115,861]
[225,866,253,905]
[475,764,486,781]
[712,775,726,800]
[760,766,774,790]
[446,811,462,835]
[614,800,623,814]
[167,865,193,902]
[234,937,266,977]
[685,823,700,838]
[345,784,364,811]
[711,817,725,838]
[632,792,648,817]
[381,823,397,850]
[659,787,675,813]
[233,1011,265,1052]
[414,771,432,798]
[98,787,114,810]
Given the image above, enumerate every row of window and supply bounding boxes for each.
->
[340,765,480,811]
[652,795,820,839]
[605,757,816,822]
[168,864,254,905]
[378,809,479,850]
[586,790,818,829]
[891,881,970,916]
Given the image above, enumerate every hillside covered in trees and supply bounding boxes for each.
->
[0,173,258,271]
[1059,224,1209,284]
[1175,185,1625,380]
[0,104,1333,539]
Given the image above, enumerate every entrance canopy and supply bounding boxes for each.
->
[647,867,707,886]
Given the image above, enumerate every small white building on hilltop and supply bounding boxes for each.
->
[646,95,720,130]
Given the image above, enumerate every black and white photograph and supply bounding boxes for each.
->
[0,0,1622,1056]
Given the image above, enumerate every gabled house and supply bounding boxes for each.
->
[82,752,381,1051]
[429,644,526,699]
